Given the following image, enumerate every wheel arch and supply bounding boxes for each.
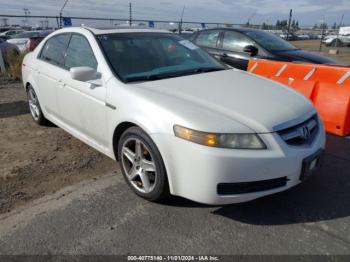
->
[112,121,139,162]
[25,81,31,91]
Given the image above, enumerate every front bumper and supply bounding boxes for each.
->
[151,126,326,205]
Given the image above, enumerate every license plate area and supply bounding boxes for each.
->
[300,149,324,181]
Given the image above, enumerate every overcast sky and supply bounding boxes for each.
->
[0,0,349,27]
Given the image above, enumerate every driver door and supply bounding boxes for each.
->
[218,31,257,70]
[56,34,108,148]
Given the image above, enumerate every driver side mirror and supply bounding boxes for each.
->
[243,45,258,56]
[70,66,102,84]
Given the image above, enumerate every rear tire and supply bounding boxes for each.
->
[118,126,170,202]
[27,85,49,126]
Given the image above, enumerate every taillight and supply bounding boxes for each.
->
[26,39,36,51]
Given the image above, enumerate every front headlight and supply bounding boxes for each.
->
[173,125,266,149]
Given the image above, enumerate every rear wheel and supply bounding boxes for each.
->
[118,126,169,202]
[27,85,49,125]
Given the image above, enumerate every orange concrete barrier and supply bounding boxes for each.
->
[248,59,350,136]
[312,83,350,136]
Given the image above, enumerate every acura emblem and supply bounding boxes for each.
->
[300,126,310,140]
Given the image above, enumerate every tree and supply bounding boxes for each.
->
[332,22,337,29]
[276,20,281,29]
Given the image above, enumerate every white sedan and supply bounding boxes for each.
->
[22,27,325,205]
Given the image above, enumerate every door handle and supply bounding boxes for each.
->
[57,80,66,87]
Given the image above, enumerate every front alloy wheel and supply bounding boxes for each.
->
[118,127,169,201]
[122,138,157,194]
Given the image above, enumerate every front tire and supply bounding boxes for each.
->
[118,126,169,202]
[27,85,49,125]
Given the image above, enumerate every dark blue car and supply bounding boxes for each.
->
[190,28,337,70]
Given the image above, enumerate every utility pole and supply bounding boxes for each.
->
[286,9,293,41]
[179,5,186,34]
[23,8,30,27]
[129,2,132,27]
[319,17,326,52]
[59,0,69,28]
[335,14,344,47]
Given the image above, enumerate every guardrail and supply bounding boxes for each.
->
[248,59,350,136]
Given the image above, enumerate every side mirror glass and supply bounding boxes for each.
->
[243,45,258,56]
[70,66,101,82]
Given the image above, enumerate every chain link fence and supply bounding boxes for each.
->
[0,14,259,32]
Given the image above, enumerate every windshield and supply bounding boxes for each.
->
[245,30,298,51]
[97,33,226,82]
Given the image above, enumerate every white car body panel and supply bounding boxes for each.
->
[22,27,326,205]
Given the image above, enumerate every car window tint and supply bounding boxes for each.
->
[40,34,71,67]
[64,34,97,70]
[159,38,194,60]
[97,33,224,81]
[245,31,297,51]
[222,31,254,52]
[195,31,220,48]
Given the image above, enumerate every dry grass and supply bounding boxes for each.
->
[4,50,27,81]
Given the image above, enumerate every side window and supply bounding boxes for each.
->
[222,31,254,52]
[64,34,97,70]
[194,31,220,48]
[40,34,71,67]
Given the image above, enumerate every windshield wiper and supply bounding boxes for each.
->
[124,67,225,83]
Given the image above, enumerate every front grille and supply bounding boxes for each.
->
[217,177,288,195]
[278,115,319,146]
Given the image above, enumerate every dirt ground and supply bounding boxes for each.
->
[0,80,116,214]
[293,40,350,65]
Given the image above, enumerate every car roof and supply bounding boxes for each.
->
[197,27,264,34]
[79,27,169,35]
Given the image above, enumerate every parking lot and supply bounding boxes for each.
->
[293,40,350,65]
[0,78,350,255]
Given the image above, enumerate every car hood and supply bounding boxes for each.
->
[274,49,337,64]
[134,69,316,133]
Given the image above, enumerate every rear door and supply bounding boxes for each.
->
[192,30,222,58]
[35,33,71,118]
